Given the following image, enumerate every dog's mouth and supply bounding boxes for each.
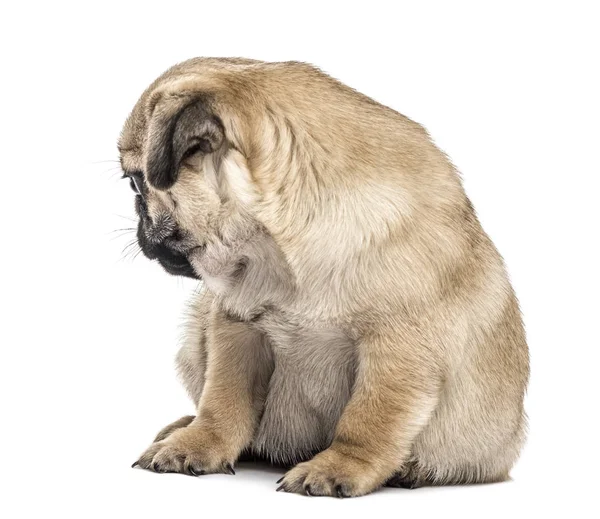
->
[152,245,199,279]
[131,196,201,279]
[137,227,200,279]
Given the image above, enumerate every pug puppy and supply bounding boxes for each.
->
[120,58,529,497]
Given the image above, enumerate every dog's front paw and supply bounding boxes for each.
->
[133,425,236,476]
[276,447,383,497]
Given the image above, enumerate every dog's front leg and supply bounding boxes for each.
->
[278,325,441,497]
[134,307,272,475]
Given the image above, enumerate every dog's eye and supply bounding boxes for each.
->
[129,177,140,194]
[128,173,144,195]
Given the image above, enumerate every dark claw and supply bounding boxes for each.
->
[386,475,423,489]
[152,462,164,473]
[189,467,205,476]
[131,461,140,468]
[304,485,313,496]
[224,462,235,475]
[276,476,284,484]
[276,484,285,492]
[335,485,347,498]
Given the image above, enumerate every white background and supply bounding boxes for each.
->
[1,1,598,518]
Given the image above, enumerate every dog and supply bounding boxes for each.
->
[119,57,529,497]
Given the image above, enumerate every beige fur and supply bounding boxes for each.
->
[120,57,529,496]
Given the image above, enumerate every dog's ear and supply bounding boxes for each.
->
[145,95,225,190]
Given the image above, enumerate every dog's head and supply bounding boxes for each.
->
[118,61,260,279]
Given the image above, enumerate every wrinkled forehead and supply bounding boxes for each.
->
[118,65,201,174]
[118,105,147,174]
[117,57,237,175]
[119,147,144,174]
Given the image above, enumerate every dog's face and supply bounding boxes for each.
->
[124,169,201,279]
[118,89,232,279]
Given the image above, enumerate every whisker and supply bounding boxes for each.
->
[120,242,138,261]
[107,168,125,179]
[107,227,136,235]
[110,230,136,242]
[121,240,138,256]
[131,248,144,262]
[122,248,139,263]
[114,214,137,222]
[91,159,120,164]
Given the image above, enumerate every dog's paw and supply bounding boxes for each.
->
[276,447,382,497]
[133,425,236,476]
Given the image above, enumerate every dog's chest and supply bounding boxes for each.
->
[250,308,358,463]
[209,255,359,462]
